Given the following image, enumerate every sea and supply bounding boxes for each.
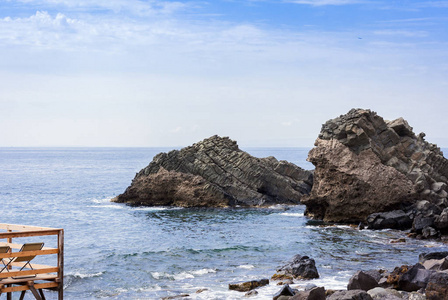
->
[1,147,448,300]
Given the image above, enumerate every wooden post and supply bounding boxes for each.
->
[58,229,64,300]
[7,229,11,300]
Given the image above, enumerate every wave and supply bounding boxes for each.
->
[151,268,216,281]
[279,212,304,217]
[67,271,104,279]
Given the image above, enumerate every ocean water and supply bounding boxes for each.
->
[1,147,448,300]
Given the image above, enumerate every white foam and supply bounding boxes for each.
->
[237,264,255,269]
[279,212,304,217]
[91,197,115,204]
[152,269,217,281]
[69,271,104,279]
[191,268,216,276]
[88,204,125,210]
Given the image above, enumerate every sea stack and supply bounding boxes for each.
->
[302,109,448,228]
[113,135,313,207]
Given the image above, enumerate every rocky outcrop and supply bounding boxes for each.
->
[302,108,448,224]
[228,278,269,292]
[113,135,313,207]
[272,254,319,280]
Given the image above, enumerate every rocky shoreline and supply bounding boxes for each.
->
[162,250,448,299]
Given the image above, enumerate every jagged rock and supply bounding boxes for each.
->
[419,251,448,263]
[273,284,296,300]
[422,257,448,271]
[302,109,448,223]
[228,278,269,292]
[434,208,448,229]
[327,289,373,300]
[274,255,319,280]
[366,210,412,230]
[367,288,402,300]
[412,215,435,233]
[244,290,258,297]
[398,263,434,292]
[426,271,448,300]
[347,271,379,291]
[113,135,313,207]
[290,286,325,300]
[422,226,438,239]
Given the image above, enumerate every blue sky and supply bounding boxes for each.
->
[1,0,447,147]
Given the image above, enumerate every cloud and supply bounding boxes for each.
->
[373,29,428,37]
[284,0,368,6]
[11,0,188,16]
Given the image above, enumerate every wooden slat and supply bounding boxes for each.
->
[0,249,58,259]
[1,282,59,293]
[0,230,60,239]
[0,267,58,278]
[10,262,54,269]
[0,224,57,231]
[0,274,58,284]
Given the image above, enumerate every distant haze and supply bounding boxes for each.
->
[1,1,447,147]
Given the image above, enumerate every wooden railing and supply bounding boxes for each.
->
[0,224,64,300]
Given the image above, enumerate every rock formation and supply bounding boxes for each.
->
[113,135,313,207]
[302,109,448,226]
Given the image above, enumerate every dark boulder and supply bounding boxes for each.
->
[290,286,325,300]
[228,278,269,292]
[397,263,434,292]
[366,210,412,230]
[419,251,448,263]
[347,271,379,291]
[273,284,296,300]
[273,255,319,280]
[426,271,448,300]
[327,289,373,300]
[113,135,313,207]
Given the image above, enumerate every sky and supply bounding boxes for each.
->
[0,0,447,147]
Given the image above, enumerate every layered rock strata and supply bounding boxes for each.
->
[113,135,313,207]
[302,109,448,225]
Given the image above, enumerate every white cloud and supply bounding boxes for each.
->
[373,30,428,37]
[284,0,368,6]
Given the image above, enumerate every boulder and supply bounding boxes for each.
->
[273,284,296,300]
[412,215,435,233]
[327,289,373,300]
[113,135,313,207]
[426,271,448,300]
[302,108,448,223]
[244,290,258,297]
[367,287,402,300]
[366,210,412,230]
[290,286,325,300]
[422,257,448,271]
[347,271,379,291]
[397,263,434,292]
[434,208,448,229]
[229,279,269,292]
[419,251,448,264]
[274,255,319,280]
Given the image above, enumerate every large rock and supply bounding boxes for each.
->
[290,286,325,300]
[228,278,269,292]
[327,290,373,300]
[347,271,379,291]
[273,255,319,280]
[397,263,434,292]
[366,210,412,230]
[302,108,448,223]
[113,135,313,207]
[426,271,448,300]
